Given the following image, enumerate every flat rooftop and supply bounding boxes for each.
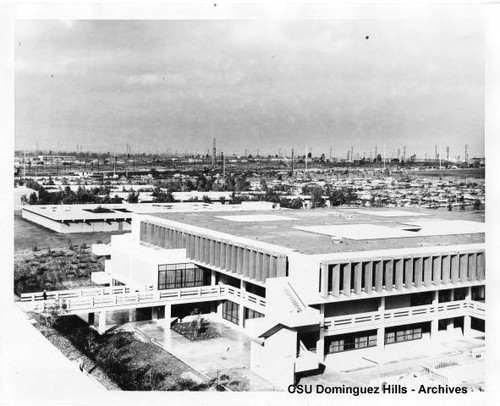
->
[150,208,485,255]
[22,201,275,222]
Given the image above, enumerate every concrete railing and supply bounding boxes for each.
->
[20,286,134,302]
[466,300,485,319]
[225,285,266,308]
[324,300,479,331]
[21,284,266,314]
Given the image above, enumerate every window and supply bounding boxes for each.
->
[244,308,264,320]
[158,263,204,290]
[327,331,377,354]
[385,325,423,345]
[222,301,239,325]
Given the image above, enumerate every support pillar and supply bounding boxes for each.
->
[377,297,385,352]
[97,310,107,335]
[238,302,245,328]
[217,301,224,317]
[128,308,136,322]
[317,304,325,362]
[164,304,172,326]
[463,315,471,337]
[211,270,216,286]
[152,306,158,320]
[431,319,438,339]
[377,328,385,352]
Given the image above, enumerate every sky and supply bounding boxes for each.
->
[15,18,485,158]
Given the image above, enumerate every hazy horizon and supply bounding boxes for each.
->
[15,18,485,159]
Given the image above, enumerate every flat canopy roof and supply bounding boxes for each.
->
[149,207,485,255]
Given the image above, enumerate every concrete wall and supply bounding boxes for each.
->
[287,252,322,301]
[110,234,188,288]
[250,327,297,389]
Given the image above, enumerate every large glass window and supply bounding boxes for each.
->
[222,300,239,325]
[158,263,204,290]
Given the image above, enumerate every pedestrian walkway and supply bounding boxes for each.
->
[119,316,277,391]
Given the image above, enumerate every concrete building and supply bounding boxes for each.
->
[22,207,485,389]
[20,201,276,233]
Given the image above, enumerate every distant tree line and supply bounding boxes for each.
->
[22,180,123,205]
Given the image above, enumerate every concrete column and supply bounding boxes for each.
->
[320,263,329,297]
[241,280,247,292]
[431,319,438,339]
[343,263,351,296]
[217,301,224,317]
[365,262,373,294]
[450,289,455,302]
[377,327,385,351]
[164,304,172,325]
[152,306,158,320]
[317,305,325,362]
[353,262,362,295]
[450,255,459,283]
[375,261,383,292]
[463,315,471,337]
[211,270,216,285]
[128,308,136,322]
[394,259,403,290]
[238,303,245,327]
[404,258,413,289]
[98,311,107,334]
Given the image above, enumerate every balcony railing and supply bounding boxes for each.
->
[20,283,266,314]
[20,285,134,302]
[324,300,483,331]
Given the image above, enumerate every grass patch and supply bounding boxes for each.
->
[44,315,218,391]
[14,246,102,295]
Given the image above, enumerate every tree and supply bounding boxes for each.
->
[202,195,212,204]
[473,199,482,210]
[128,190,139,203]
[290,197,303,209]
[310,186,325,208]
[28,192,38,205]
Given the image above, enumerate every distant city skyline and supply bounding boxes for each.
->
[15,18,484,157]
